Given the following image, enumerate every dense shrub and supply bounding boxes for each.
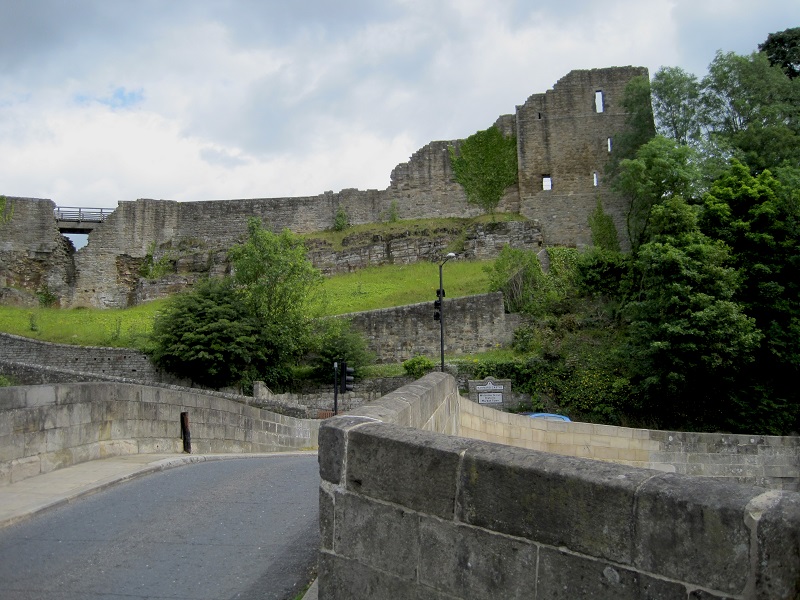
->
[403,355,436,379]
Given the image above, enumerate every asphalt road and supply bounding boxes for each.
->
[0,455,320,600]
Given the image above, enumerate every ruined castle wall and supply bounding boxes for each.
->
[0,197,74,302]
[3,68,647,307]
[70,200,179,307]
[517,67,647,247]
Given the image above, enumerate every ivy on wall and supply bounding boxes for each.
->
[448,127,518,216]
[0,195,14,224]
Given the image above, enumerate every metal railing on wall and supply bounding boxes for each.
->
[54,206,115,222]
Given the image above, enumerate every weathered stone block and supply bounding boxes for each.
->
[10,455,40,483]
[319,485,335,552]
[320,416,383,484]
[458,443,652,565]
[418,516,537,599]
[346,423,475,519]
[536,546,687,599]
[24,386,56,408]
[633,473,762,593]
[334,492,419,580]
[754,491,800,600]
[318,551,434,600]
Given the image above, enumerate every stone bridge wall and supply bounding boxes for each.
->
[459,398,800,492]
[0,382,320,486]
[318,374,800,599]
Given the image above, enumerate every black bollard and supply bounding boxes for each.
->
[180,412,191,453]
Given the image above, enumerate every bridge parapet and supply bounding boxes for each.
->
[318,374,800,599]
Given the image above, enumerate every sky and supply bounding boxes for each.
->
[1,0,798,212]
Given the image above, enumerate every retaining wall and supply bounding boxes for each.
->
[346,292,519,364]
[0,294,517,381]
[318,374,800,599]
[0,382,320,486]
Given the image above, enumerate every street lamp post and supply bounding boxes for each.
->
[437,252,456,372]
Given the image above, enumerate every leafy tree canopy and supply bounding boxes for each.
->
[650,66,702,146]
[448,126,518,216]
[623,197,761,430]
[759,26,800,79]
[148,219,325,391]
[614,135,702,251]
[652,50,800,174]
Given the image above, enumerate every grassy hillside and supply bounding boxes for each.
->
[0,259,493,348]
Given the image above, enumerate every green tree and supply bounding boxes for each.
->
[614,136,702,251]
[148,278,269,389]
[606,75,657,183]
[623,197,761,431]
[486,246,577,315]
[448,126,517,216]
[229,218,324,365]
[759,26,800,79]
[148,219,324,391]
[650,66,702,146]
[309,317,374,380]
[700,51,800,173]
[700,161,800,433]
[587,198,621,251]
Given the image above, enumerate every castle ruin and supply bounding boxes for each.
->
[0,66,648,308]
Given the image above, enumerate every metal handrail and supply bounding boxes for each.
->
[54,206,115,223]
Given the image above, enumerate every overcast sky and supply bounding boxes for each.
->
[1,0,798,210]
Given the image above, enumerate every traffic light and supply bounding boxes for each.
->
[340,361,355,393]
[433,299,441,321]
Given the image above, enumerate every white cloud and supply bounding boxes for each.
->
[1,0,797,208]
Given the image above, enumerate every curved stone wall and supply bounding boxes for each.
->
[459,398,800,491]
[318,373,800,599]
[0,382,320,486]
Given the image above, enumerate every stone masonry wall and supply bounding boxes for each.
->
[1,67,645,308]
[344,292,520,364]
[0,197,75,303]
[517,67,649,248]
[318,374,800,599]
[0,382,320,486]
[0,333,173,383]
[459,398,800,491]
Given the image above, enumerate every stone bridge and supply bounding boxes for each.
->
[1,376,798,598]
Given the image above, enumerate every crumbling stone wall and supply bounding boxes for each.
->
[516,66,648,248]
[0,197,75,304]
[2,67,646,307]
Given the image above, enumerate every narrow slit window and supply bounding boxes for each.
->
[537,112,543,119]
[593,172,599,187]
[542,176,552,191]
[607,137,613,152]
[595,90,604,113]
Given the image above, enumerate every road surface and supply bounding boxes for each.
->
[0,454,319,600]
